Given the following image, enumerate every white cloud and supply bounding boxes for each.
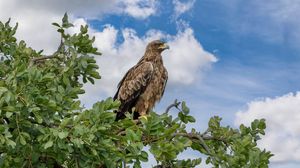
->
[235,92,300,162]
[119,0,158,19]
[0,0,157,20]
[164,28,217,84]
[0,0,158,54]
[222,0,300,45]
[173,0,196,18]
[0,0,118,53]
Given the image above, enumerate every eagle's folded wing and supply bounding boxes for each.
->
[114,62,154,117]
[160,67,168,99]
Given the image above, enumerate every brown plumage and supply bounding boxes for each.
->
[114,40,169,120]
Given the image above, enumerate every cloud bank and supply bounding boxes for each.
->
[235,92,300,162]
[119,0,158,19]
[172,0,196,18]
[222,0,300,45]
[0,0,159,53]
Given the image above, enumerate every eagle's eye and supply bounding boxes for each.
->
[157,42,169,50]
[156,43,163,47]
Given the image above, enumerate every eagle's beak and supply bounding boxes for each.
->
[159,43,170,50]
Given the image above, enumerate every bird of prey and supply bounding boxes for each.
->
[114,40,169,120]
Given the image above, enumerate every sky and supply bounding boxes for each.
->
[1,0,300,167]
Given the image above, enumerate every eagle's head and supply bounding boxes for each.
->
[146,40,170,53]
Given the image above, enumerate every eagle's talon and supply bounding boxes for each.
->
[139,115,148,121]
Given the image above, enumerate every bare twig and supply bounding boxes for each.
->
[172,132,222,141]
[31,55,58,63]
[117,130,126,136]
[15,114,21,136]
[202,128,210,136]
[123,160,126,168]
[165,99,181,114]
[196,134,213,156]
[172,132,222,164]
[30,38,65,65]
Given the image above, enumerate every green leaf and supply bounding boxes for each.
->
[7,139,16,148]
[87,58,96,63]
[258,119,266,130]
[139,151,148,162]
[251,119,259,130]
[48,99,57,108]
[80,25,88,34]
[19,135,26,145]
[44,140,53,149]
[0,87,8,96]
[58,131,68,139]
[52,22,61,28]
[29,107,41,112]
[57,28,64,34]
[71,138,84,147]
[6,112,13,118]
[80,59,88,68]
[89,71,101,79]
[4,91,12,103]
[181,101,190,114]
[34,112,43,124]
[32,152,40,163]
[208,116,221,129]
[126,129,140,141]
[62,75,70,86]
[62,13,68,25]
[187,115,196,123]
[42,73,55,82]
[87,77,95,84]
[60,118,71,128]
[91,148,98,156]
[63,23,74,28]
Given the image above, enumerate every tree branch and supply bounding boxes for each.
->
[31,55,58,63]
[172,132,212,154]
[165,99,181,114]
[30,38,64,65]
[172,132,222,164]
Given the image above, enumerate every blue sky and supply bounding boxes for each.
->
[1,0,300,167]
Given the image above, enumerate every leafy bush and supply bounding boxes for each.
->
[0,14,273,168]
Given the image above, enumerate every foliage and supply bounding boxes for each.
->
[0,14,273,168]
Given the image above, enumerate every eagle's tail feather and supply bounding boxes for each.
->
[115,108,140,121]
[115,110,126,121]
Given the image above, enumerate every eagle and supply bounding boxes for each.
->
[114,40,169,120]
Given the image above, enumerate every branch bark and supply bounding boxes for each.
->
[31,55,58,63]
[30,39,64,65]
[175,133,213,154]
[172,132,222,164]
[165,99,181,114]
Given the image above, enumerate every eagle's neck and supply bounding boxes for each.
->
[139,50,164,65]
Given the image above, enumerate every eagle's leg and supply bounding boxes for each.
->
[139,115,148,121]
[137,109,149,121]
[139,110,147,116]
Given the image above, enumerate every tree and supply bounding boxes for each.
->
[0,14,273,168]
